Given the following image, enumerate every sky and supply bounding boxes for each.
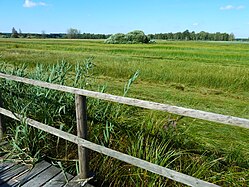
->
[0,0,249,38]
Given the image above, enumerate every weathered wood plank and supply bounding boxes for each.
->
[65,175,94,187]
[75,94,89,179]
[0,169,29,187]
[21,165,61,187]
[1,160,51,187]
[0,73,248,128]
[0,161,76,187]
[0,107,219,187]
[0,165,28,185]
[43,171,74,187]
[0,162,15,174]
[64,175,81,187]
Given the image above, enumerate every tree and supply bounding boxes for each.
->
[11,27,18,38]
[182,30,190,40]
[229,33,235,41]
[190,31,196,40]
[126,30,149,43]
[18,29,22,37]
[105,30,150,44]
[148,30,234,41]
[174,32,182,40]
[66,28,81,39]
[198,31,208,40]
[41,30,46,39]
[105,33,126,44]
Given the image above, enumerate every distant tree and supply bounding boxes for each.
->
[41,30,46,38]
[126,30,149,43]
[182,30,190,40]
[66,28,81,39]
[105,30,150,44]
[0,32,5,38]
[229,33,235,41]
[190,31,196,40]
[199,31,208,40]
[105,33,126,44]
[168,32,173,40]
[147,30,234,41]
[174,32,182,40]
[148,34,154,40]
[18,29,23,37]
[11,27,18,38]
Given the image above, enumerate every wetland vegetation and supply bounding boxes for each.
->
[0,38,249,186]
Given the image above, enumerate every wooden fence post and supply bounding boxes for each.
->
[0,93,3,140]
[75,94,89,179]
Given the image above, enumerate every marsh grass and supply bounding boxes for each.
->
[1,39,248,93]
[0,39,249,186]
[0,60,226,186]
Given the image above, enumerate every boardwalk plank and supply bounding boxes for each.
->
[21,164,61,187]
[43,171,74,187]
[65,175,94,187]
[65,175,81,187]
[0,160,92,187]
[2,160,51,187]
[17,160,51,186]
[0,163,14,174]
[0,165,28,185]
[0,169,29,187]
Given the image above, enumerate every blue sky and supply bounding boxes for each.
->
[0,0,249,38]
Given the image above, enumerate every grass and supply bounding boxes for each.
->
[0,38,249,186]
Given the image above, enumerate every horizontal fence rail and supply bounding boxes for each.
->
[0,107,219,187]
[0,73,249,128]
[1,72,249,186]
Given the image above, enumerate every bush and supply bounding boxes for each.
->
[105,33,126,44]
[105,30,150,44]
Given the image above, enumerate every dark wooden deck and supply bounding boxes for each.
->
[0,160,93,187]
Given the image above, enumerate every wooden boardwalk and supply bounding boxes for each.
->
[0,160,92,187]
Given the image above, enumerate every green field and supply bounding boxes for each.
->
[0,38,249,186]
[1,39,248,116]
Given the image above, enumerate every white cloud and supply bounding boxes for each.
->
[23,0,46,8]
[192,23,199,26]
[220,5,245,10]
[220,5,233,10]
[237,5,245,10]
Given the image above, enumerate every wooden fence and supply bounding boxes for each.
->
[0,72,249,186]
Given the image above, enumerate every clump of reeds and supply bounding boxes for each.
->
[0,59,248,186]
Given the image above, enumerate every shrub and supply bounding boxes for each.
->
[105,33,126,44]
[105,30,150,44]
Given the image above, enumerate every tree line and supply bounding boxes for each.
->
[148,30,235,41]
[0,27,244,41]
[0,27,111,39]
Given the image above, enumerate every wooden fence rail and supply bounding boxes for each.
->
[1,73,249,186]
[0,73,248,128]
[0,107,218,187]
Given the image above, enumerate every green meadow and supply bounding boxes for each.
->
[0,38,249,186]
[1,39,248,116]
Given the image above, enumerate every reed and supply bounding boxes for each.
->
[0,38,249,186]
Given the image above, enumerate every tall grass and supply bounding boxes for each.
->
[0,39,249,186]
[0,60,248,186]
[1,39,248,92]
[0,59,94,162]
